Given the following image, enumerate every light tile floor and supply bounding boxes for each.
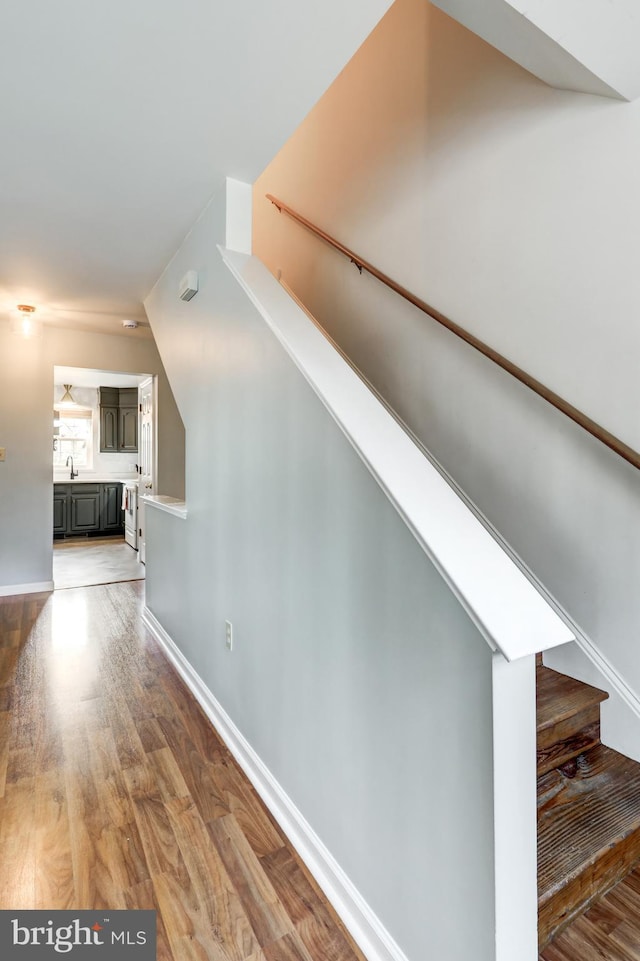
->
[53,536,145,590]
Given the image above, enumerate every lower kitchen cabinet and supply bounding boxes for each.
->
[70,486,101,532]
[54,483,123,537]
[53,489,68,535]
[101,482,123,531]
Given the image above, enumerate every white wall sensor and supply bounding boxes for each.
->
[179,270,199,302]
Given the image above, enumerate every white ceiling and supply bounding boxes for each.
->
[0,0,391,338]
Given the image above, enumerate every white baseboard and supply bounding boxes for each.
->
[142,605,410,961]
[0,580,54,597]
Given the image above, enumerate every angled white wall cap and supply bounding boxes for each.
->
[432,0,640,101]
[219,247,575,662]
[141,494,187,519]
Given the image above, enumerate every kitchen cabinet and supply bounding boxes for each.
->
[54,482,123,537]
[53,488,68,535]
[69,484,101,532]
[100,407,118,452]
[99,387,138,453]
[101,482,123,531]
[118,406,138,452]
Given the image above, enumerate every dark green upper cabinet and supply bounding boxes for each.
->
[99,387,138,453]
[118,388,138,407]
[100,407,118,452]
[119,407,138,451]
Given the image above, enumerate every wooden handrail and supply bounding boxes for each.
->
[267,193,640,472]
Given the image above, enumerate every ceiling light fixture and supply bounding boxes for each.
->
[122,319,138,329]
[13,304,40,339]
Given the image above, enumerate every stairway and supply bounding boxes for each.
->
[537,660,640,948]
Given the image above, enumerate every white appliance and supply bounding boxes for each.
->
[123,481,139,550]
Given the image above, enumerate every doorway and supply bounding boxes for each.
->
[137,376,155,564]
[52,365,154,591]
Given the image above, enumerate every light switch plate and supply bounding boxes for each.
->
[0,448,5,462]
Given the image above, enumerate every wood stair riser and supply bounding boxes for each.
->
[537,706,601,777]
[536,667,608,736]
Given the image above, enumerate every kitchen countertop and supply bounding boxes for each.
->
[53,477,139,485]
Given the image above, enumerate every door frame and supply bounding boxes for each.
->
[137,375,157,564]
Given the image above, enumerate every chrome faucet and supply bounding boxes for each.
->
[66,455,78,480]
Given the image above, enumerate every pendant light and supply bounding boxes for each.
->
[59,384,76,406]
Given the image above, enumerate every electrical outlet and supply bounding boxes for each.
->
[225,620,233,652]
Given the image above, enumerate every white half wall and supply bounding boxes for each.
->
[219,246,572,662]
[143,184,508,961]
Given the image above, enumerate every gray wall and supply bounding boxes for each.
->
[0,321,184,590]
[253,0,640,695]
[144,184,498,961]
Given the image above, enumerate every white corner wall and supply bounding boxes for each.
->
[253,0,640,711]
[143,184,509,961]
[431,0,640,100]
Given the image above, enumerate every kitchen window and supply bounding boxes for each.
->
[53,408,94,469]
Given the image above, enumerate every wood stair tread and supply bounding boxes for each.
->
[537,666,608,732]
[538,744,640,917]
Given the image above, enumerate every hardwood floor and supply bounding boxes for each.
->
[0,583,365,961]
[540,864,640,960]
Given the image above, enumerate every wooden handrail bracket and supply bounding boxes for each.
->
[266,193,640,472]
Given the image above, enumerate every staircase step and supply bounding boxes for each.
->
[536,667,608,776]
[537,666,609,732]
[538,743,640,949]
[537,712,601,777]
